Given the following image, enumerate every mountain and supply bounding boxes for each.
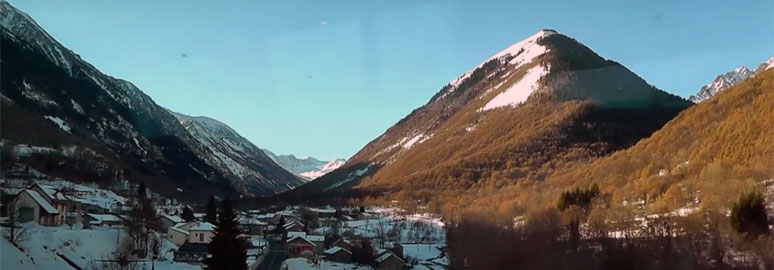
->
[290,29,692,200]
[544,68,774,219]
[170,112,305,193]
[689,67,753,103]
[755,55,774,74]
[262,149,346,180]
[689,55,774,103]
[0,1,300,200]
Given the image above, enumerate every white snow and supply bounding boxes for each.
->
[480,65,549,111]
[281,258,371,270]
[298,159,346,180]
[44,116,71,133]
[70,100,85,114]
[402,134,429,149]
[442,30,556,98]
[13,144,57,157]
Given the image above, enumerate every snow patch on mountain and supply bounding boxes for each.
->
[689,67,752,103]
[446,30,556,93]
[480,64,549,111]
[298,159,346,180]
[263,149,346,180]
[690,55,774,103]
[44,116,71,133]
[402,134,429,149]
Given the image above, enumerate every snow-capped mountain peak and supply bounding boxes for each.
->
[755,55,774,74]
[262,149,346,180]
[445,29,557,95]
[689,66,752,103]
[690,55,774,103]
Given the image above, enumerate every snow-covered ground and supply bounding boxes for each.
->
[1,223,198,270]
[281,258,372,270]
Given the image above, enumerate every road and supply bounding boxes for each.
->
[257,236,286,270]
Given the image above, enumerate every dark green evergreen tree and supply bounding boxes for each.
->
[730,192,769,237]
[181,207,195,222]
[205,196,217,224]
[205,199,247,270]
[138,181,147,199]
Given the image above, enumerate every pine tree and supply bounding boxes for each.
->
[138,182,147,199]
[205,199,247,270]
[182,207,195,222]
[205,196,217,224]
[730,192,769,237]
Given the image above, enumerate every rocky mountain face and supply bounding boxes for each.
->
[689,55,774,103]
[262,149,346,180]
[292,29,692,198]
[170,112,305,194]
[0,1,301,201]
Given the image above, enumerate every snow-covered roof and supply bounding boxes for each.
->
[21,189,58,214]
[169,226,190,235]
[286,236,315,246]
[324,246,351,255]
[287,231,306,239]
[375,251,403,263]
[306,235,324,242]
[162,214,183,223]
[85,213,121,224]
[190,222,215,231]
[309,207,336,214]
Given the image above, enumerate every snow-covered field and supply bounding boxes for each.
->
[281,258,372,270]
[1,223,198,270]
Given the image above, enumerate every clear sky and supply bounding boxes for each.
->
[9,0,773,160]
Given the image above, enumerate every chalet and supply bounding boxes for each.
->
[286,236,316,258]
[173,242,209,263]
[324,247,352,263]
[12,189,61,226]
[160,214,184,231]
[332,238,355,252]
[238,217,268,235]
[283,219,305,232]
[167,221,215,246]
[309,207,337,218]
[383,242,403,259]
[83,213,123,228]
[375,250,404,270]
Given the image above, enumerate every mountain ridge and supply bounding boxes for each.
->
[0,1,301,200]
[289,29,691,198]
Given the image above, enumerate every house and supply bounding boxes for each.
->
[286,231,324,255]
[332,238,355,252]
[375,250,404,270]
[11,189,61,226]
[160,214,184,231]
[167,221,215,246]
[324,247,352,263]
[383,242,403,259]
[286,236,316,258]
[83,213,123,228]
[283,220,305,232]
[238,217,268,235]
[173,242,209,263]
[309,207,337,218]
[306,235,324,255]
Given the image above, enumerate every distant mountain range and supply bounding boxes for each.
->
[261,149,346,180]
[0,1,302,201]
[689,55,773,103]
[292,29,692,196]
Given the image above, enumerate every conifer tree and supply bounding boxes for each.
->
[205,196,217,224]
[205,199,247,270]
[181,207,195,222]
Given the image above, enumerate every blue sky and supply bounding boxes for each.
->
[10,0,773,160]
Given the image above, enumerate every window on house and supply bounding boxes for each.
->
[199,233,204,242]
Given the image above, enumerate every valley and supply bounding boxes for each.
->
[1,0,773,270]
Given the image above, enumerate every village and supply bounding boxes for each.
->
[0,179,448,270]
